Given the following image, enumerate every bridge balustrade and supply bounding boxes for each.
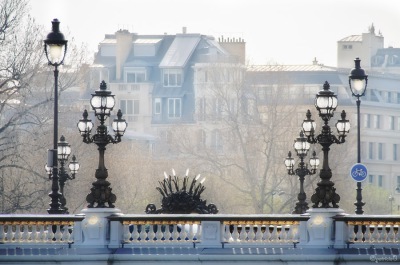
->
[0,214,84,246]
[334,215,400,248]
[108,214,309,247]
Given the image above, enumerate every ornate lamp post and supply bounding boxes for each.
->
[285,132,319,214]
[77,81,127,208]
[302,81,350,208]
[349,57,368,214]
[44,19,68,214]
[45,136,79,214]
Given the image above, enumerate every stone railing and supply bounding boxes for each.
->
[108,214,308,247]
[0,214,84,246]
[334,214,400,247]
[2,211,400,264]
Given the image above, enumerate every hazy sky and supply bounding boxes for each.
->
[30,0,400,66]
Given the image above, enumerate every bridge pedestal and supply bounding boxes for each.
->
[303,208,345,248]
[78,208,122,247]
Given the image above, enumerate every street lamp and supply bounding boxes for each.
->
[285,132,319,214]
[349,57,368,214]
[77,81,127,208]
[45,135,79,214]
[302,81,350,208]
[44,19,68,214]
[389,194,394,215]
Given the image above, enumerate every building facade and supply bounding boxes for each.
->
[85,25,400,213]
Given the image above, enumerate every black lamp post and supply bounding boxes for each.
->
[285,132,319,214]
[349,57,368,214]
[45,136,79,214]
[302,81,350,208]
[77,81,127,208]
[44,19,68,214]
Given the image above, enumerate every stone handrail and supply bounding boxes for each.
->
[333,214,400,247]
[108,214,309,247]
[0,214,85,245]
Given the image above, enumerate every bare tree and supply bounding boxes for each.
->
[163,63,303,213]
[0,0,89,213]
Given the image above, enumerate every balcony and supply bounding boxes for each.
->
[1,211,399,264]
[109,83,153,93]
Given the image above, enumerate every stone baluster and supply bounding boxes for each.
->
[255,225,263,242]
[179,224,188,242]
[247,225,255,242]
[155,225,163,242]
[263,226,271,242]
[148,225,155,242]
[387,225,395,242]
[139,225,147,242]
[231,225,239,242]
[239,226,247,241]
[6,224,13,242]
[270,226,279,242]
[164,225,172,242]
[371,226,379,242]
[172,224,179,242]
[132,225,140,242]
[123,224,130,242]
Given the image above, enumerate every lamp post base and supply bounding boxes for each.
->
[79,208,122,247]
[302,208,345,248]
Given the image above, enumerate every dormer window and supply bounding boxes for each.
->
[125,70,146,83]
[163,69,182,87]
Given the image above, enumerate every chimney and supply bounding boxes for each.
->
[115,30,133,81]
[218,36,246,64]
[182,27,187,34]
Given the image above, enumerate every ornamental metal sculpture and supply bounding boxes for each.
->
[146,169,218,214]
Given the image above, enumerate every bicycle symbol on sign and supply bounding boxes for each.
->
[351,168,366,179]
[350,163,368,182]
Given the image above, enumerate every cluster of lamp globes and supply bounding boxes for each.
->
[285,57,368,183]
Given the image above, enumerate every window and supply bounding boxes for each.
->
[368,175,374,184]
[198,98,206,121]
[211,129,223,151]
[163,69,182,87]
[168,98,181,118]
[378,175,383,187]
[126,71,146,83]
[394,144,398,161]
[154,98,161,115]
[374,115,381,129]
[212,98,222,119]
[397,176,400,193]
[197,129,206,149]
[388,92,392,103]
[364,114,371,128]
[378,143,384,160]
[368,142,374,159]
[120,99,139,115]
[390,116,395,130]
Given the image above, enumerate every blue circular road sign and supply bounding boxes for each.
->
[350,163,368,182]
